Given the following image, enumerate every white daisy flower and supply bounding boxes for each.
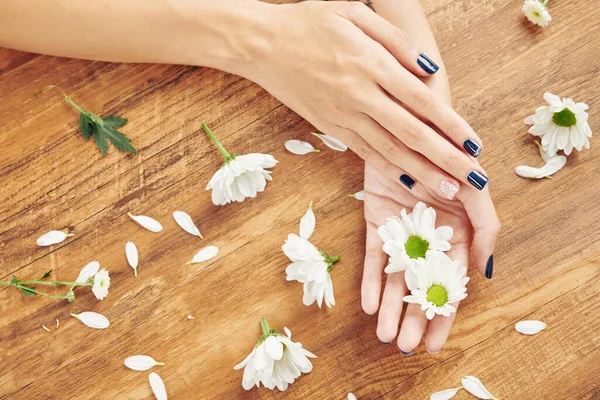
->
[283,233,339,308]
[91,269,110,300]
[522,0,552,27]
[203,122,278,206]
[525,92,592,156]
[234,318,316,391]
[377,202,453,274]
[403,253,469,320]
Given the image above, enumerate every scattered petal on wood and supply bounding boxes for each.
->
[430,387,462,400]
[187,315,194,320]
[126,241,139,276]
[311,132,348,151]
[173,211,203,238]
[348,393,357,400]
[149,372,168,400]
[187,245,219,264]
[71,312,110,329]
[515,320,547,335]
[349,190,365,201]
[128,212,163,232]
[36,230,73,246]
[299,201,316,240]
[76,261,100,283]
[56,319,60,328]
[42,325,51,332]
[461,376,497,400]
[515,154,566,179]
[285,140,320,155]
[124,355,165,371]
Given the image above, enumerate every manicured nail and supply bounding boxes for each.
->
[426,348,441,355]
[399,174,415,190]
[381,341,393,345]
[467,171,488,190]
[400,349,414,357]
[417,53,439,74]
[485,255,494,279]
[439,180,459,200]
[463,139,482,157]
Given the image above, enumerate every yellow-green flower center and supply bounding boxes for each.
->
[427,284,448,307]
[405,236,429,259]
[552,108,577,127]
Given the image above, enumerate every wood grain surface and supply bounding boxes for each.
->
[1,0,599,399]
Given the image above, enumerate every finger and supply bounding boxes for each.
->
[361,221,387,315]
[343,2,440,77]
[397,303,428,355]
[376,271,407,343]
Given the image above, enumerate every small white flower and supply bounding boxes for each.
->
[522,0,551,27]
[525,93,592,156]
[149,372,168,400]
[91,269,110,300]
[75,261,100,283]
[515,141,567,179]
[173,211,203,238]
[128,213,163,232]
[461,376,498,400]
[126,242,139,276]
[234,318,316,391]
[187,245,219,264]
[299,202,316,240]
[403,253,469,320]
[311,132,348,151]
[285,140,320,155]
[283,234,338,308]
[71,312,110,329]
[430,388,462,400]
[36,230,73,246]
[349,190,365,201]
[378,202,453,273]
[515,320,547,335]
[124,355,165,371]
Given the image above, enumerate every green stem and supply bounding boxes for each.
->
[260,317,270,337]
[202,122,231,160]
[35,84,87,115]
[542,0,549,6]
[330,256,341,263]
[17,280,91,286]
[16,285,69,300]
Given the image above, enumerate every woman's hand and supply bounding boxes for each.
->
[245,1,488,197]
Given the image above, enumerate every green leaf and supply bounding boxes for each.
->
[10,275,18,285]
[18,285,37,297]
[102,115,128,128]
[79,113,93,140]
[97,124,136,154]
[40,270,53,280]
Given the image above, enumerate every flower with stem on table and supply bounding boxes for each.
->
[378,202,453,274]
[522,0,552,27]
[203,122,278,206]
[234,317,316,391]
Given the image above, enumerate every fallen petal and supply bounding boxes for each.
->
[285,139,319,155]
[311,132,348,151]
[126,242,139,276]
[173,211,203,238]
[430,388,461,400]
[515,320,547,335]
[149,372,168,400]
[299,201,316,240]
[71,312,110,329]
[348,394,357,400]
[515,154,567,179]
[76,261,100,283]
[124,355,165,371]
[188,245,219,264]
[349,190,365,201]
[36,230,73,246]
[461,376,497,399]
[128,213,163,233]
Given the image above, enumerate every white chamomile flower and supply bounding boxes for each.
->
[522,0,551,27]
[75,261,100,283]
[403,254,469,320]
[234,318,316,391]
[525,92,592,156]
[91,269,110,300]
[203,122,278,206]
[283,233,339,308]
[377,202,453,273]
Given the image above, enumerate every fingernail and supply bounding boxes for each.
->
[485,255,494,279]
[399,174,415,189]
[439,180,459,200]
[381,341,393,345]
[417,53,439,75]
[426,348,441,355]
[400,349,414,357]
[463,139,482,157]
[467,171,488,190]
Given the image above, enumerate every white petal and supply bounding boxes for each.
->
[128,213,163,232]
[311,132,348,151]
[265,336,284,360]
[149,372,168,400]
[126,242,139,276]
[188,245,219,264]
[36,230,72,246]
[348,394,357,400]
[75,261,100,283]
[515,154,567,179]
[285,140,319,155]
[299,202,316,240]
[124,355,165,371]
[515,320,547,335]
[430,388,461,400]
[461,376,496,399]
[173,211,203,238]
[349,190,365,200]
[71,312,109,329]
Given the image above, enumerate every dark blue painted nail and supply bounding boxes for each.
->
[463,139,482,157]
[381,341,393,345]
[400,349,414,357]
[467,171,488,190]
[417,53,439,74]
[485,255,494,279]
[399,174,415,190]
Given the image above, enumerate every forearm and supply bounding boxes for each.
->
[0,0,271,76]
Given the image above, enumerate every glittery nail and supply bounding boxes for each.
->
[440,180,459,200]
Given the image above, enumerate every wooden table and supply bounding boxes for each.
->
[1,0,599,399]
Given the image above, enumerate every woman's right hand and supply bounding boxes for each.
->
[242,1,487,200]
